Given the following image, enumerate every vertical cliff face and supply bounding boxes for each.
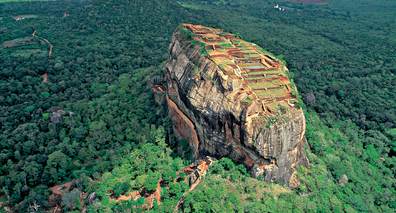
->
[165,24,308,187]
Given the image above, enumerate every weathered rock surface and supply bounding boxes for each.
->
[164,24,308,186]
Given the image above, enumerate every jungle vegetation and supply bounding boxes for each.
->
[0,0,394,212]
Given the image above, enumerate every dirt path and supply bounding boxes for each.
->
[173,178,202,213]
[107,158,213,212]
[32,30,53,83]
[173,158,213,212]
[32,30,53,58]
[115,191,141,202]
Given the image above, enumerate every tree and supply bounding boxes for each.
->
[44,151,72,183]
[113,182,130,197]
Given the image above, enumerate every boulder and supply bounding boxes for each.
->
[165,24,309,186]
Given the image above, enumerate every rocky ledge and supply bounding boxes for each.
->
[164,24,308,187]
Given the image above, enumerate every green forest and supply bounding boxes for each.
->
[0,0,395,212]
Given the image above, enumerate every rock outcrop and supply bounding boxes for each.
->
[164,24,308,187]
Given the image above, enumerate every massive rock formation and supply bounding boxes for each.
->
[164,24,308,187]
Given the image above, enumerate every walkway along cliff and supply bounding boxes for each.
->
[164,24,309,187]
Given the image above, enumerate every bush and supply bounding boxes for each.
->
[113,182,130,197]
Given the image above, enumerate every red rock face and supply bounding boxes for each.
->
[165,25,308,187]
[167,96,200,157]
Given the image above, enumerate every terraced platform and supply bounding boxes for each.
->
[182,24,298,113]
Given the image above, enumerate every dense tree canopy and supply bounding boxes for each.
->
[0,0,394,212]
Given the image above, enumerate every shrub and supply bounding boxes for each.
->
[113,182,130,197]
